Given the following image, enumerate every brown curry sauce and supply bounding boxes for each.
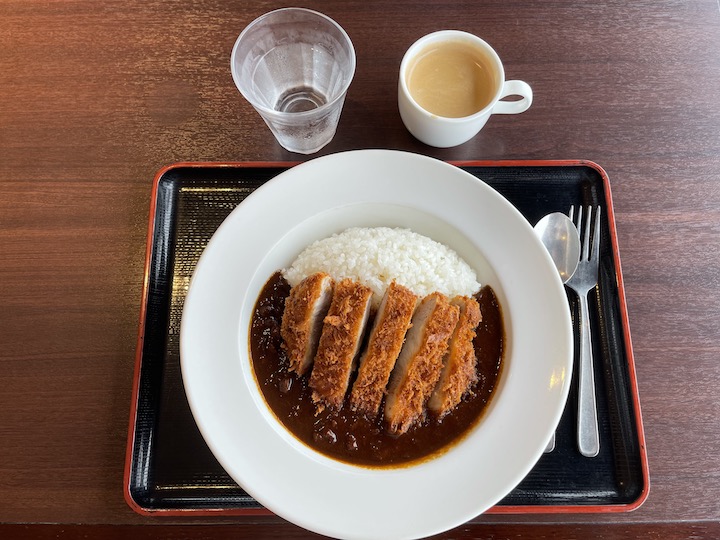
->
[249,272,504,467]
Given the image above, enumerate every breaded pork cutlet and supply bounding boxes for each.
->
[309,279,373,410]
[349,282,417,418]
[384,293,460,435]
[428,295,481,418]
[280,272,334,376]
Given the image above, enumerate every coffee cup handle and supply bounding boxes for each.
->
[492,80,533,114]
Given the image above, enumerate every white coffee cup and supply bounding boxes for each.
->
[398,30,533,148]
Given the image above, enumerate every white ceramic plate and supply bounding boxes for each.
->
[180,150,572,540]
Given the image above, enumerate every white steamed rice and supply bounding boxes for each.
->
[282,227,480,305]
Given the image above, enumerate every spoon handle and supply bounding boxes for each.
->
[577,292,599,457]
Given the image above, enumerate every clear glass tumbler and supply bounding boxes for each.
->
[231,8,356,154]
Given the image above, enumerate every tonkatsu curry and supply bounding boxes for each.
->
[250,227,504,467]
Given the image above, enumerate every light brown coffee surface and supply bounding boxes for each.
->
[407,40,497,118]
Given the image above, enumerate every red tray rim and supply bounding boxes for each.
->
[124,158,649,517]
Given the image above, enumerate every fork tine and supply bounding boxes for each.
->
[577,205,582,231]
[583,206,592,260]
[573,205,583,240]
[569,205,575,221]
[592,206,602,260]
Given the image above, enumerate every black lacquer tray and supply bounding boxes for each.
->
[125,160,648,516]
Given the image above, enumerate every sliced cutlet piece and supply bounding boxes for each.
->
[310,279,373,410]
[349,282,418,418]
[384,293,459,435]
[428,295,482,418]
[280,272,334,376]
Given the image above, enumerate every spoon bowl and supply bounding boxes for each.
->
[534,212,581,284]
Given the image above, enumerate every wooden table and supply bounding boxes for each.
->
[2,1,720,538]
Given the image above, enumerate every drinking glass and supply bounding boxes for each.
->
[231,8,356,154]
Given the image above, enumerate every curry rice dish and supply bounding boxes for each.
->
[250,227,504,466]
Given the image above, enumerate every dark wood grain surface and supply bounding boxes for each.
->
[2,0,720,538]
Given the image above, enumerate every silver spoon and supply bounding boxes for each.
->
[534,212,581,453]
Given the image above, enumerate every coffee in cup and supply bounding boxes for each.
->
[406,40,499,118]
[398,31,532,148]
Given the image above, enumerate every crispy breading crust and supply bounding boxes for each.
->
[310,279,373,410]
[280,272,334,375]
[349,282,418,418]
[384,293,460,435]
[428,296,482,417]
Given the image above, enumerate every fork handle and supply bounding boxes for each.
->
[577,292,600,457]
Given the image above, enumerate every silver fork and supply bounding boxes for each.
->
[567,205,601,458]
